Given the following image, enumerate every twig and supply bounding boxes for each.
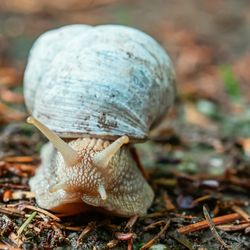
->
[0,206,25,217]
[3,156,35,163]
[22,204,61,222]
[144,210,168,218]
[140,220,170,250]
[217,222,250,232]
[191,194,211,206]
[153,178,177,186]
[125,214,138,230]
[63,226,82,231]
[17,212,37,236]
[174,213,196,220]
[77,222,95,244]
[0,183,30,190]
[232,205,250,221]
[203,205,231,249]
[177,213,240,234]
[144,220,166,231]
[170,233,194,250]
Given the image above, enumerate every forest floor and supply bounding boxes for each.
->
[0,0,250,249]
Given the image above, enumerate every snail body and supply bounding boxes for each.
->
[24,24,175,217]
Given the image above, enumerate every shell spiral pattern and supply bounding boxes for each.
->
[24,24,175,140]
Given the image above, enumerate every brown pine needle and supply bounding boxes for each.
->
[191,194,211,206]
[232,205,250,222]
[178,213,241,234]
[170,233,194,250]
[0,206,25,217]
[144,220,166,231]
[77,223,95,244]
[217,222,250,232]
[125,214,138,230]
[23,204,61,222]
[4,156,35,163]
[140,220,170,250]
[17,212,37,236]
[203,205,231,249]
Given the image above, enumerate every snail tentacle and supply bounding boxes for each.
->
[27,116,79,166]
[93,135,129,169]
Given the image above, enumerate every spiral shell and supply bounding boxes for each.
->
[24,24,175,140]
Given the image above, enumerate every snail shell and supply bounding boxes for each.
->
[24,24,175,141]
[24,24,175,217]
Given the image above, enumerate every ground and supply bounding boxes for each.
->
[0,1,250,249]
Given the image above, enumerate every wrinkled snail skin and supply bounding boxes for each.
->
[29,138,154,217]
[24,24,175,217]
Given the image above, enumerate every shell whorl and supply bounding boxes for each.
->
[24,24,175,140]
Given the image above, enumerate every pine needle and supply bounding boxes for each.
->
[17,212,37,236]
[203,205,231,249]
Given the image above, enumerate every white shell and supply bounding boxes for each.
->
[24,24,91,112]
[24,25,175,140]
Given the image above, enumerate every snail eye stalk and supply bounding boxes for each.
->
[93,135,129,169]
[27,116,79,166]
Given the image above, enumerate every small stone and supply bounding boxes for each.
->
[149,244,168,250]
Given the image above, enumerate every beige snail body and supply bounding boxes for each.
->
[24,24,175,217]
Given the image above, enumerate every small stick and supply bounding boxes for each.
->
[4,156,35,163]
[0,184,30,190]
[170,233,193,250]
[144,210,168,218]
[63,226,82,231]
[144,220,166,231]
[125,214,138,230]
[0,206,25,217]
[177,213,240,234]
[140,220,170,250]
[23,204,61,222]
[203,205,231,249]
[174,213,196,220]
[77,223,95,244]
[191,194,211,206]
[232,205,250,222]
[217,222,250,232]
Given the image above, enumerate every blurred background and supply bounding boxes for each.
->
[1,0,250,164]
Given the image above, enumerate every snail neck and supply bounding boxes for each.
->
[66,136,129,169]
[27,116,129,169]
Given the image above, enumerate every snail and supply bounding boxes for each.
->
[23,24,175,217]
